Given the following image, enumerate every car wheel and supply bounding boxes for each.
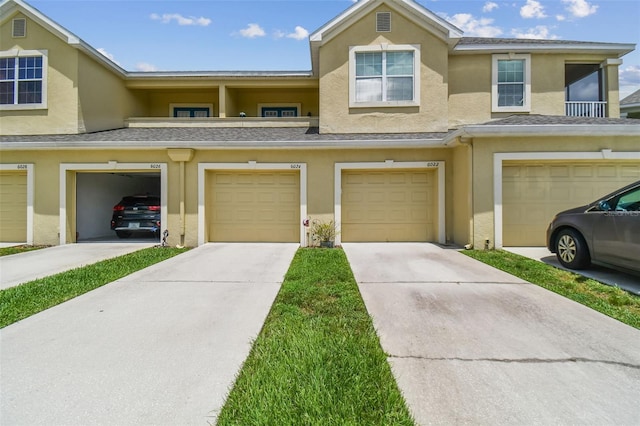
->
[116,231,131,239]
[555,229,590,269]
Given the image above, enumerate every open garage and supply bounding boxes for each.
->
[502,161,640,246]
[75,172,161,242]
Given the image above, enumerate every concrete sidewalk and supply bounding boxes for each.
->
[1,243,299,425]
[343,243,640,426]
[0,242,156,290]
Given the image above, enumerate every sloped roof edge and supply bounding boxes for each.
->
[0,0,127,76]
[310,0,463,43]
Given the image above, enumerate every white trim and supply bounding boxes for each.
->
[0,163,34,245]
[0,49,48,111]
[169,103,214,117]
[492,53,531,113]
[197,162,308,246]
[493,150,640,249]
[334,161,445,245]
[349,44,421,108]
[59,162,167,245]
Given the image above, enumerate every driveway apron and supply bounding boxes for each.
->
[343,243,640,426]
[0,242,156,290]
[1,243,298,425]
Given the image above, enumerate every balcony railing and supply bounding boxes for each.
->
[565,101,607,118]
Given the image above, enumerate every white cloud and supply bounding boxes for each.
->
[150,13,211,27]
[511,25,558,39]
[135,62,158,72]
[556,14,566,21]
[97,48,121,66]
[239,23,266,38]
[520,0,547,19]
[442,13,503,37]
[287,26,309,41]
[620,65,640,85]
[483,2,499,13]
[562,0,598,18]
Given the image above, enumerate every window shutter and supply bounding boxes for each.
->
[12,18,26,37]
[376,12,391,32]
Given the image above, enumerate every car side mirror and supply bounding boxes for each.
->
[597,200,611,211]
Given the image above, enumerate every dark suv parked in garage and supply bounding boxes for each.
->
[111,195,161,239]
[546,180,640,273]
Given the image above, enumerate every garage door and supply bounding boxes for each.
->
[206,171,299,242]
[0,171,27,242]
[342,169,436,242]
[503,162,640,246]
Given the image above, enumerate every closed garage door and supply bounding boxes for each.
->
[342,169,436,242]
[503,162,640,246]
[0,171,27,242]
[206,170,299,242]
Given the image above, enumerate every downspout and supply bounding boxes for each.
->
[167,149,195,246]
[458,136,474,249]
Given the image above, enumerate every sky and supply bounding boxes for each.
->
[28,0,640,99]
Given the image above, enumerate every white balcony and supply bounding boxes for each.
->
[565,101,607,118]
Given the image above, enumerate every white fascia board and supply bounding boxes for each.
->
[450,124,640,140]
[453,42,636,56]
[0,138,448,151]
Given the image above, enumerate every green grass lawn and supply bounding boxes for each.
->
[217,248,415,426]
[463,250,640,329]
[0,246,189,328]
[0,245,50,257]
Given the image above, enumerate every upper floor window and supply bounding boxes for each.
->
[0,50,47,110]
[492,54,531,112]
[349,44,420,108]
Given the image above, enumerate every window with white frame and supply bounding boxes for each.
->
[349,45,420,108]
[492,54,531,112]
[0,50,47,109]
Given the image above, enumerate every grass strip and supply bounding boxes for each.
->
[0,245,50,257]
[463,250,640,329]
[0,246,189,328]
[217,248,415,426]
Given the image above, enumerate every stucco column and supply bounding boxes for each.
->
[218,84,226,118]
[603,58,622,118]
[167,149,194,245]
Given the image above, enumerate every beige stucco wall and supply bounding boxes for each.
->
[1,146,460,247]
[469,135,640,249]
[224,87,319,117]
[146,89,220,117]
[77,52,136,132]
[318,5,449,134]
[0,13,80,135]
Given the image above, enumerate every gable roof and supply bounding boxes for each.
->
[621,89,640,106]
[0,0,127,76]
[309,0,463,75]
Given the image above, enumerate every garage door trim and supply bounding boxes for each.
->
[493,150,640,249]
[0,163,34,245]
[334,161,445,246]
[198,162,307,246]
[59,162,168,245]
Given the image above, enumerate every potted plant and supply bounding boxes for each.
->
[310,219,338,248]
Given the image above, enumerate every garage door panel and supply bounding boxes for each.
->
[503,162,640,246]
[0,172,27,242]
[207,171,299,242]
[342,169,435,242]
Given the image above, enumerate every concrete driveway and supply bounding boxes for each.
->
[1,243,298,425]
[0,242,156,290]
[343,243,640,426]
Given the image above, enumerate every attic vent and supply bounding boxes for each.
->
[376,12,391,32]
[12,18,26,37]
